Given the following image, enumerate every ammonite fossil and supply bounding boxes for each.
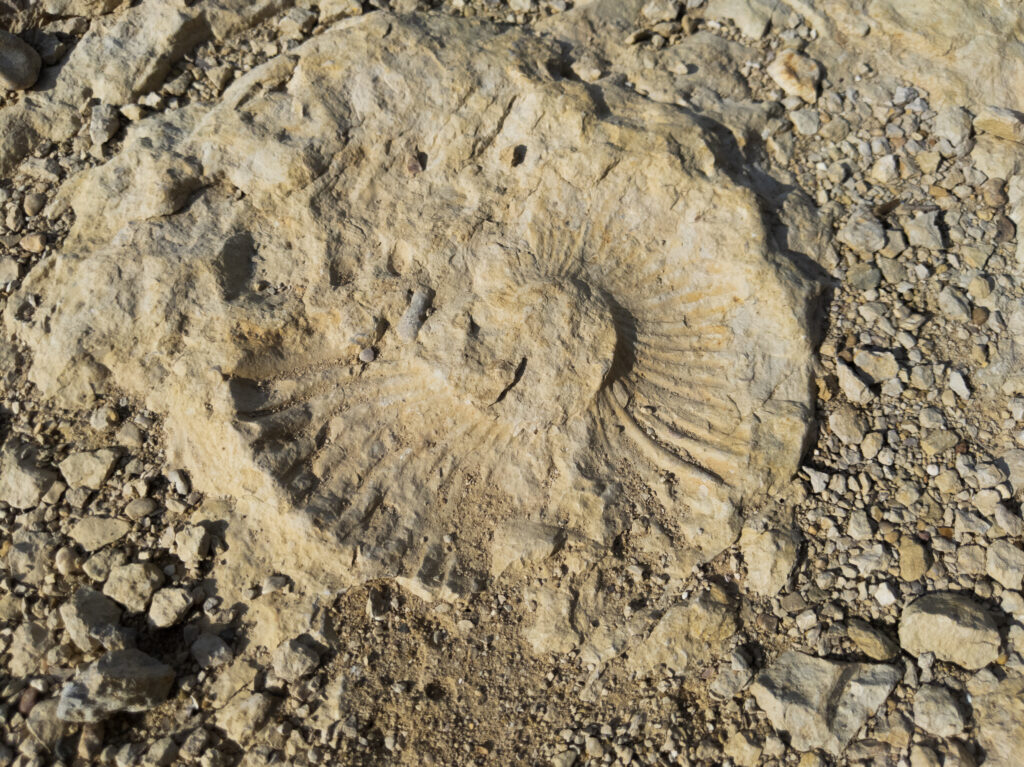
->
[13,13,818,601]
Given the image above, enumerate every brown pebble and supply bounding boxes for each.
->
[18,686,39,716]
[23,192,46,217]
[979,177,1008,207]
[19,232,46,253]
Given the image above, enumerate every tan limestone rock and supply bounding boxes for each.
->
[9,14,818,643]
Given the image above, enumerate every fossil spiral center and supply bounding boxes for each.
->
[419,276,617,430]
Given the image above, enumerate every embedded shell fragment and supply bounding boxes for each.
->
[11,13,818,599]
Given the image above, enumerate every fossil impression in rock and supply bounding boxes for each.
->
[11,13,818,599]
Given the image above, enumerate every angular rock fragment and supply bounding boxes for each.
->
[750,651,899,755]
[767,50,822,103]
[216,692,276,744]
[8,621,53,677]
[902,211,943,250]
[148,587,192,628]
[828,404,866,445]
[59,587,125,652]
[898,592,1001,670]
[705,0,774,39]
[852,349,898,384]
[0,440,57,508]
[191,633,233,669]
[912,684,964,737]
[102,563,164,612]
[6,529,58,585]
[271,638,320,682]
[967,670,1024,767]
[847,618,898,661]
[837,360,873,405]
[974,105,1024,143]
[628,590,737,673]
[58,648,175,722]
[59,448,121,490]
[69,516,131,552]
[987,540,1024,590]
[58,0,208,106]
[739,527,799,596]
[640,0,680,24]
[837,210,885,255]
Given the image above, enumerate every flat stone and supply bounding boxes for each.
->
[968,670,1024,767]
[847,618,899,661]
[191,633,233,669]
[58,648,174,722]
[69,516,131,552]
[847,262,882,291]
[58,448,122,490]
[913,684,964,736]
[902,211,944,250]
[921,429,959,456]
[124,497,158,520]
[148,587,193,628]
[898,537,931,582]
[750,651,899,756]
[974,105,1024,143]
[898,592,1001,670]
[837,360,873,405]
[837,210,885,255]
[0,441,58,509]
[271,638,319,682]
[853,349,899,384]
[740,527,799,596]
[59,587,124,653]
[987,540,1024,590]
[102,562,164,612]
[829,405,867,445]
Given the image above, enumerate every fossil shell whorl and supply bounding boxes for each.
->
[9,13,819,600]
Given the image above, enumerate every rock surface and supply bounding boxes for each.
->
[0,440,57,508]
[11,12,818,605]
[58,649,175,722]
[968,671,1024,767]
[740,527,800,596]
[1,0,1024,763]
[59,587,124,652]
[898,592,1001,670]
[750,651,899,755]
[912,684,964,737]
